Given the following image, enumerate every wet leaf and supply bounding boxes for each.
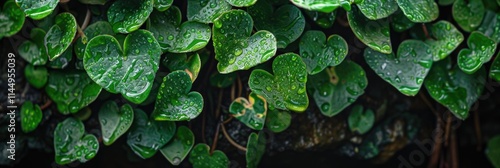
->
[189,143,229,168]
[348,6,392,54]
[44,13,77,60]
[48,45,73,69]
[299,31,348,75]
[162,53,202,82]
[248,1,305,48]
[15,0,57,20]
[148,6,211,53]
[0,0,25,38]
[160,126,195,166]
[249,53,309,112]
[290,0,362,13]
[348,105,374,134]
[452,0,485,32]
[78,0,109,5]
[425,21,464,61]
[54,118,99,165]
[458,31,497,74]
[477,10,500,43]
[98,101,134,146]
[357,0,398,20]
[486,135,500,168]
[24,64,48,89]
[213,10,277,73]
[45,70,102,115]
[127,108,176,159]
[75,21,115,59]
[154,0,173,11]
[187,0,231,24]
[246,131,266,168]
[21,101,42,133]
[265,109,291,133]
[229,92,267,130]
[390,10,415,32]
[226,0,256,7]
[83,30,162,104]
[396,0,439,23]
[364,40,433,96]
[107,0,153,33]
[304,10,336,29]
[209,72,237,88]
[152,71,203,121]
[490,52,500,81]
[18,28,48,65]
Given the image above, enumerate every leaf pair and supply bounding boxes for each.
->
[54,118,99,165]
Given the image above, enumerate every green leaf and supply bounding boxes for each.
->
[396,0,439,23]
[15,0,57,20]
[299,31,348,75]
[147,6,211,53]
[20,101,42,133]
[44,12,77,61]
[249,53,309,112]
[478,10,500,43]
[424,58,485,120]
[213,10,277,73]
[439,0,455,5]
[75,21,115,59]
[160,126,195,166]
[154,0,173,11]
[152,71,204,121]
[486,135,500,168]
[24,64,48,89]
[54,117,99,165]
[248,1,305,48]
[364,40,433,96]
[348,105,374,134]
[0,0,25,38]
[107,0,153,33]
[162,53,202,82]
[45,70,102,115]
[452,0,485,32]
[265,109,291,133]
[307,61,368,117]
[73,107,92,121]
[127,108,176,159]
[458,31,497,74]
[189,143,229,168]
[83,29,162,104]
[304,10,336,29]
[48,44,73,69]
[98,101,134,146]
[425,21,464,61]
[246,131,266,168]
[78,0,109,5]
[357,0,398,20]
[390,10,415,32]
[347,6,392,54]
[18,28,48,65]
[229,92,267,130]
[187,0,232,24]
[34,8,57,32]
[490,52,500,81]
[290,0,362,13]
[209,72,237,88]
[226,0,256,7]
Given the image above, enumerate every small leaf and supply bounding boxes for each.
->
[490,52,500,81]
[20,101,42,133]
[18,28,48,65]
[16,0,58,20]
[152,71,204,121]
[347,6,392,54]
[213,10,277,73]
[396,0,439,23]
[98,101,134,146]
[187,0,232,24]
[452,0,485,32]
[24,64,48,89]
[127,108,176,159]
[246,132,266,168]
[348,105,375,134]
[364,40,433,96]
[291,0,361,13]
[299,31,348,75]
[189,143,229,168]
[486,135,500,168]
[160,126,195,166]
[154,0,173,11]
[44,12,77,60]
[425,21,464,61]
[54,118,99,165]
[390,10,415,32]
[107,0,153,33]
[162,53,202,82]
[357,0,398,20]
[249,53,309,112]
[458,31,497,74]
[478,10,500,43]
[0,0,25,38]
[229,92,267,130]
[265,109,291,133]
[304,10,336,29]
[209,72,237,88]
[75,21,115,59]
[48,44,73,69]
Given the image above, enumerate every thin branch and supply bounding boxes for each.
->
[422,23,431,40]
[237,75,242,98]
[444,112,452,147]
[40,99,53,110]
[419,92,439,120]
[222,116,234,124]
[450,131,458,168]
[210,122,221,155]
[220,123,247,152]
[81,9,91,30]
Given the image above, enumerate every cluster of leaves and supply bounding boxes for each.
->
[3,0,500,167]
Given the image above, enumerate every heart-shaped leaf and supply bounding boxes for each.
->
[98,101,134,146]
[396,0,439,23]
[248,1,305,48]
[390,10,415,32]
[424,58,486,120]
[127,108,176,159]
[189,143,229,168]
[83,29,162,104]
[24,64,48,89]
[249,53,309,112]
[15,0,58,20]
[147,6,211,53]
[364,40,433,96]
[44,12,77,60]
[75,21,115,59]
[357,0,398,20]
[48,44,73,69]
[160,126,195,166]
[486,135,500,168]
[21,101,42,133]
[107,0,153,33]
[425,21,464,61]
[299,31,348,75]
[209,72,237,88]
[18,28,48,65]
[265,109,291,133]
[307,60,368,117]
[490,52,500,81]
[152,71,204,121]
[154,0,173,11]
[162,53,202,82]
[0,0,25,38]
[452,0,485,32]
[291,0,362,13]
[478,10,500,43]
[213,10,277,73]
[229,92,267,130]
[304,10,336,29]
[54,117,99,165]
[458,31,497,74]
[187,0,232,24]
[45,70,102,115]
[226,0,256,7]
[246,131,266,168]
[348,6,392,54]
[348,105,375,134]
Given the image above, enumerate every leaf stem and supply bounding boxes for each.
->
[210,122,221,155]
[220,123,247,152]
[237,75,242,98]
[40,99,53,110]
[444,112,452,147]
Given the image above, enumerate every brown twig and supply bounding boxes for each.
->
[422,23,431,40]
[81,9,91,30]
[450,131,458,168]
[210,122,221,155]
[220,123,247,152]
[474,109,482,151]
[444,112,452,147]
[419,92,439,120]
[222,116,234,125]
[40,99,53,110]
[427,104,443,168]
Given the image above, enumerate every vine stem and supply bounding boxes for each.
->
[222,116,234,124]
[422,23,431,40]
[74,9,91,43]
[450,131,458,168]
[237,75,242,98]
[444,113,452,147]
[40,99,53,110]
[220,123,247,152]
[210,122,221,155]
[421,92,443,168]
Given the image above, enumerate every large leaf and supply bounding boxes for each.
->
[75,21,115,59]
[107,0,153,33]
[246,132,266,168]
[160,126,195,166]
[189,143,229,168]
[18,28,48,65]
[187,0,232,24]
[396,0,439,23]
[357,0,398,20]
[0,0,25,38]
[457,31,497,74]
[98,101,134,145]
[478,10,500,43]
[44,13,77,60]
[229,92,267,130]
[299,31,348,75]
[424,21,464,61]
[54,118,99,165]
[347,6,392,54]
[15,0,57,20]
[452,0,485,32]
[290,0,362,13]
[20,101,42,133]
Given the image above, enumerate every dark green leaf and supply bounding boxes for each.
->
[154,0,173,11]
[348,6,392,54]
[486,135,500,168]
[187,0,232,24]
[54,118,99,165]
[107,0,153,33]
[48,44,73,69]
[18,28,48,65]
[390,10,415,32]
[490,52,500,81]
[357,0,398,20]
[226,0,256,7]
[21,101,42,133]
[98,101,134,145]
[162,53,202,82]
[458,31,497,74]
[425,21,464,61]
[160,126,195,166]
[0,0,25,38]
[478,10,500,43]
[304,10,336,29]
[44,12,77,60]
[291,0,362,13]
[265,109,291,133]
[246,132,266,168]
[348,105,374,134]
[299,31,348,75]
[24,64,48,89]
[229,92,267,130]
[75,21,115,59]
[452,0,485,32]
[189,143,229,168]
[396,0,439,22]
[16,0,58,20]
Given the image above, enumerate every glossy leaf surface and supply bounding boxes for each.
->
[348,6,392,54]
[20,101,42,133]
[160,126,194,166]
[229,92,267,130]
[299,31,348,75]
[98,101,134,145]
[54,118,99,165]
